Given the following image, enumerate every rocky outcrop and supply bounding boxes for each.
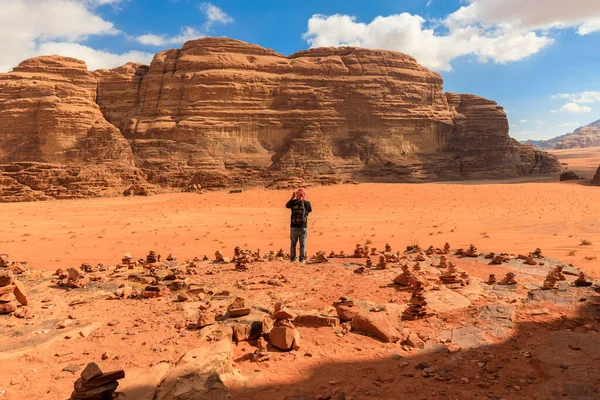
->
[0,38,562,201]
[521,119,600,150]
[593,165,600,186]
[0,56,141,201]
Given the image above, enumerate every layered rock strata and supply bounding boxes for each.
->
[0,38,562,201]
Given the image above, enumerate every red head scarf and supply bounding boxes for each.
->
[296,188,307,202]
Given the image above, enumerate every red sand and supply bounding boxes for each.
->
[1,147,599,400]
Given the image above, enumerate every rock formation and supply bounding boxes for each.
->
[0,38,562,201]
[521,119,600,150]
[593,165,600,186]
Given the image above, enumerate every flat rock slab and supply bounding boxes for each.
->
[424,289,471,313]
[119,362,170,400]
[155,337,232,400]
[477,305,515,328]
[441,326,487,349]
[528,289,574,305]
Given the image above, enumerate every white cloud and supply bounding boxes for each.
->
[552,91,600,104]
[0,0,150,72]
[558,121,581,127]
[134,3,233,47]
[37,42,153,70]
[519,119,528,123]
[303,0,600,72]
[555,103,592,113]
[135,27,203,47]
[199,2,234,27]
[447,0,600,34]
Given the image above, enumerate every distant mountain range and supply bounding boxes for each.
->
[521,119,600,150]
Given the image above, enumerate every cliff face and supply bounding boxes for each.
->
[0,38,562,201]
[0,56,141,201]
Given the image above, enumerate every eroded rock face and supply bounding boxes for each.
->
[0,56,141,201]
[0,38,562,200]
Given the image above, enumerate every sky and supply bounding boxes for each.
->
[2,0,600,141]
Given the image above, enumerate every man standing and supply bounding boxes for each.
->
[285,188,312,263]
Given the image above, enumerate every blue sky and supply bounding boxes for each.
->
[3,0,600,141]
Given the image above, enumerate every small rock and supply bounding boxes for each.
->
[62,364,81,373]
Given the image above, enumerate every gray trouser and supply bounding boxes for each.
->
[290,227,307,261]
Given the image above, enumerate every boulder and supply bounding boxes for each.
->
[350,311,402,343]
[269,320,301,351]
[593,165,600,186]
[155,337,232,400]
[559,171,581,181]
[0,300,17,314]
[12,279,28,306]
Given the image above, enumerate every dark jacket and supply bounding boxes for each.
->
[285,199,312,228]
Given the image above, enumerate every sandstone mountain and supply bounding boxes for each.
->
[521,119,600,150]
[0,38,561,201]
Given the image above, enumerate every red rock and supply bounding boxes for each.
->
[335,304,358,322]
[0,300,17,314]
[197,311,215,328]
[0,270,14,286]
[269,320,300,351]
[80,362,103,381]
[406,332,425,349]
[228,307,251,318]
[0,284,16,296]
[272,308,296,320]
[0,39,561,201]
[294,313,339,327]
[593,165,600,186]
[74,370,124,391]
[141,285,169,298]
[12,279,28,306]
[0,56,138,202]
[70,381,119,399]
[350,311,402,343]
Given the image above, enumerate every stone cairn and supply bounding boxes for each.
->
[543,265,566,289]
[69,362,125,400]
[121,253,137,267]
[233,247,256,270]
[146,250,159,264]
[402,281,428,321]
[311,251,329,264]
[443,243,451,254]
[0,269,28,315]
[0,253,29,274]
[574,272,593,287]
[499,272,517,285]
[456,244,478,258]
[487,274,497,285]
[439,263,464,285]
[393,265,414,287]
[66,267,90,289]
[269,301,300,351]
[376,255,387,270]
[228,296,251,317]
[353,244,366,258]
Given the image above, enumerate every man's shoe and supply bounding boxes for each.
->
[290,258,297,262]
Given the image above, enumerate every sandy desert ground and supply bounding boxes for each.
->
[0,147,599,400]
